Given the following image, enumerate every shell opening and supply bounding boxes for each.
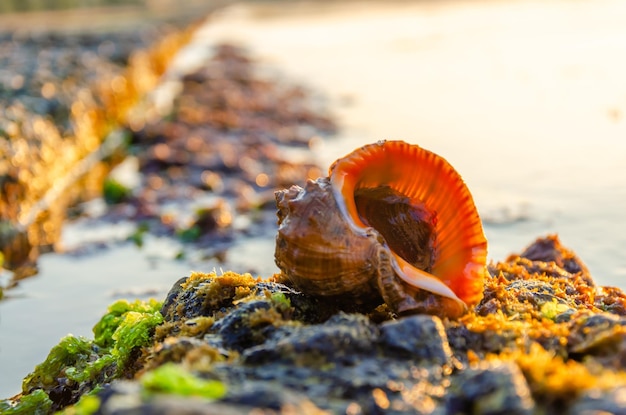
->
[329,140,487,308]
[354,185,437,273]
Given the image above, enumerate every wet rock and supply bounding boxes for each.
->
[445,361,535,415]
[0,27,185,275]
[160,272,331,326]
[160,272,262,322]
[212,299,276,352]
[569,386,626,415]
[594,285,626,316]
[160,276,188,319]
[518,234,591,282]
[11,236,626,414]
[379,315,452,367]
[568,312,626,368]
[220,381,330,414]
[96,380,329,415]
[243,313,378,365]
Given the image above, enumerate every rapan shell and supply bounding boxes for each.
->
[274,140,488,317]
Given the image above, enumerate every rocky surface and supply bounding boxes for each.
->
[4,235,626,414]
[112,43,336,262]
[0,23,336,285]
[0,24,194,277]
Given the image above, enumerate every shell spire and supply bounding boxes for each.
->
[329,140,487,309]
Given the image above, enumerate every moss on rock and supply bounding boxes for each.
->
[2,299,162,413]
[5,236,626,414]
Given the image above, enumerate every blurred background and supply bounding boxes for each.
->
[1,0,626,398]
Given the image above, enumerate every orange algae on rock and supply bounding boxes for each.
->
[497,342,626,404]
[176,271,262,313]
[125,238,626,413]
[443,235,626,405]
[10,236,626,414]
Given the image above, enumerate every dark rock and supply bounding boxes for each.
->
[220,381,322,412]
[16,237,626,414]
[445,361,534,415]
[518,234,592,285]
[212,300,275,352]
[379,315,452,367]
[243,313,379,365]
[160,276,189,320]
[595,286,626,316]
[569,386,626,415]
[505,280,568,307]
[96,381,328,415]
[568,312,626,368]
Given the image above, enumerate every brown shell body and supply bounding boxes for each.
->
[275,178,382,302]
[274,140,488,317]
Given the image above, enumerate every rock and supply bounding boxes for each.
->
[445,361,535,415]
[567,312,626,369]
[379,315,453,367]
[9,236,626,414]
[569,386,626,415]
[243,312,378,365]
[96,380,329,415]
[213,299,276,352]
[518,234,591,282]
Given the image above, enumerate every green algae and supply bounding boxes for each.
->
[102,178,131,205]
[141,363,226,399]
[2,299,163,414]
[0,389,52,415]
[127,222,149,248]
[112,310,163,362]
[57,393,101,415]
[271,291,291,309]
[22,336,102,392]
[177,225,201,242]
[93,299,162,349]
[540,299,571,321]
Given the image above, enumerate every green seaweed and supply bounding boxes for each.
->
[0,389,52,415]
[2,299,163,414]
[22,336,98,392]
[110,309,163,364]
[271,291,291,309]
[127,222,149,248]
[93,299,162,349]
[540,299,571,321]
[57,393,101,415]
[102,178,131,204]
[141,363,226,399]
[177,225,201,242]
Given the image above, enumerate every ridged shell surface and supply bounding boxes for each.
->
[275,178,383,302]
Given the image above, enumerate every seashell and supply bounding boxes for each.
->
[274,140,487,318]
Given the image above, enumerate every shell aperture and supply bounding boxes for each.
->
[274,139,487,317]
[329,140,487,309]
[354,185,437,273]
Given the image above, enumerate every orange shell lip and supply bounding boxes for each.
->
[329,140,488,307]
